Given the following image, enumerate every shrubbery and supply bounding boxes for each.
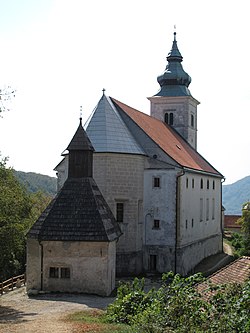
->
[0,156,51,281]
[106,273,250,333]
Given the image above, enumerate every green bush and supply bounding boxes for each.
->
[106,272,250,333]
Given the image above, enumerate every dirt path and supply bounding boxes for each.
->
[0,287,114,333]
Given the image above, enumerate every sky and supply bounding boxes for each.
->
[0,0,249,185]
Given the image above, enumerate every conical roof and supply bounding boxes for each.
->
[155,32,192,97]
[67,118,94,151]
[27,177,122,242]
[86,93,145,155]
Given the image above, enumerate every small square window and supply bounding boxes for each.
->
[153,219,160,229]
[49,267,59,278]
[153,177,160,188]
[61,267,70,279]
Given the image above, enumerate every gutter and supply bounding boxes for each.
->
[39,241,44,291]
[175,169,185,274]
[221,177,226,251]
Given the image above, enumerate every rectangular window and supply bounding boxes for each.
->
[200,198,203,222]
[206,198,209,221]
[49,267,59,278]
[153,177,160,188]
[116,203,124,222]
[153,219,160,229]
[191,114,194,127]
[61,267,70,279]
[192,178,195,189]
[212,198,215,220]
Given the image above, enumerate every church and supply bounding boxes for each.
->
[55,32,224,277]
[26,33,223,295]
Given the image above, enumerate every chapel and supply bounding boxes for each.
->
[55,32,224,277]
[26,119,122,296]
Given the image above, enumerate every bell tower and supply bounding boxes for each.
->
[148,32,200,149]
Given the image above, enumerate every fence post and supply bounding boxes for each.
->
[0,282,3,295]
[11,277,14,291]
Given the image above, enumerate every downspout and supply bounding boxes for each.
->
[39,241,44,291]
[220,177,226,252]
[175,169,185,274]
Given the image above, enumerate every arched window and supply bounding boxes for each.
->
[164,112,174,126]
[191,114,194,127]
[164,113,168,124]
[169,113,174,125]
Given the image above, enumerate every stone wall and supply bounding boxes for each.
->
[176,233,223,275]
[93,153,145,274]
[26,238,42,291]
[26,239,116,296]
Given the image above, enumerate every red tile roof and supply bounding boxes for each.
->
[111,98,222,176]
[197,257,250,300]
[224,215,241,229]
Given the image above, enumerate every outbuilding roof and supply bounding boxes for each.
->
[197,256,250,300]
[28,120,122,243]
[28,177,122,242]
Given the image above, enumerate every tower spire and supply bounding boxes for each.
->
[155,31,191,97]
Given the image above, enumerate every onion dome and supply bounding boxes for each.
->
[155,32,192,97]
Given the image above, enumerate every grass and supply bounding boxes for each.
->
[66,309,133,333]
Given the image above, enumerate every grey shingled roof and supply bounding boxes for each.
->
[27,177,122,242]
[86,94,145,155]
[67,118,94,151]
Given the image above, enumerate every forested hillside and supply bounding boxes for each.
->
[14,170,57,196]
[222,176,250,215]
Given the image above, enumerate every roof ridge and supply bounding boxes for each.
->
[111,97,222,176]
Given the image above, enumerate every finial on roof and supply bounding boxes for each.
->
[174,25,176,41]
[80,105,82,124]
[102,88,106,95]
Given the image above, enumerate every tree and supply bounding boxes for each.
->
[0,86,16,115]
[0,156,51,281]
[237,202,250,255]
